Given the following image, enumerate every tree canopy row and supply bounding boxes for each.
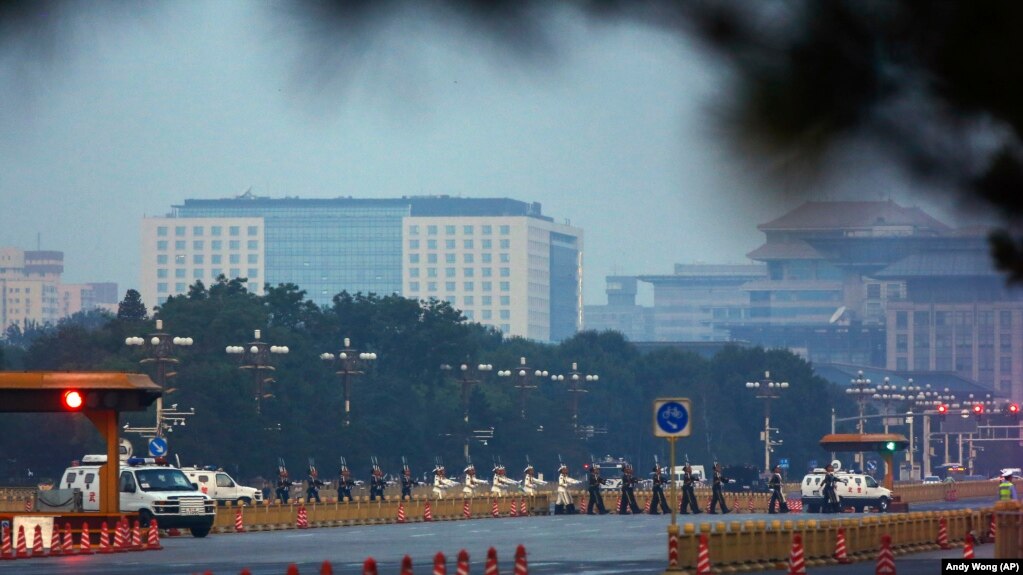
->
[0,277,852,484]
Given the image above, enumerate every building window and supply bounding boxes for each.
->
[464,310,474,320]
[193,240,204,250]
[409,239,420,249]
[463,253,474,264]
[500,310,510,320]
[464,282,474,291]
[464,239,473,249]
[175,269,186,278]
[212,240,222,250]
[193,269,203,278]
[175,226,186,237]
[409,225,419,235]
[1000,357,1013,374]
[212,226,222,236]
[427,225,438,235]
[896,311,908,330]
[157,226,168,237]
[175,283,186,292]
[229,268,240,278]
[427,240,437,250]
[193,255,204,265]
[157,240,168,251]
[445,268,456,278]
[248,254,258,264]
[501,324,510,332]
[500,296,510,305]
[410,268,420,278]
[247,226,258,236]
[499,225,510,235]
[212,255,222,264]
[482,296,492,305]
[230,254,240,264]
[482,268,492,277]
[230,226,240,236]
[175,241,186,250]
[464,268,474,277]
[157,269,168,279]
[482,225,492,235]
[212,268,222,278]
[248,269,258,278]
[192,226,204,236]
[464,295,474,305]
[445,282,456,291]
[427,268,437,278]
[175,254,186,264]
[866,284,881,299]
[409,253,420,263]
[247,240,258,250]
[483,282,492,292]
[500,267,510,277]
[229,240,240,250]
[482,310,492,320]
[499,252,510,262]
[500,282,510,291]
[445,225,455,235]
[427,254,437,264]
[1000,311,1013,329]
[482,240,492,250]
[445,239,456,249]
[481,253,492,263]
[896,334,908,353]
[463,225,473,235]
[427,282,437,292]
[409,281,419,292]
[157,255,168,264]
[445,253,456,263]
[157,282,167,293]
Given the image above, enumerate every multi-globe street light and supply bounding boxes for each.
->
[320,338,377,427]
[745,371,788,473]
[551,362,598,431]
[124,319,195,438]
[440,360,493,425]
[225,329,289,415]
[497,357,547,419]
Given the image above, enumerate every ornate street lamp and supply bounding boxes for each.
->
[124,319,194,438]
[745,371,788,473]
[551,362,598,431]
[320,338,377,427]
[441,360,493,425]
[226,329,288,414]
[497,357,547,419]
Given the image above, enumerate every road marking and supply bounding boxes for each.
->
[409,533,434,538]
[285,533,315,538]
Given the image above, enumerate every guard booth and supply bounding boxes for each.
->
[0,372,161,533]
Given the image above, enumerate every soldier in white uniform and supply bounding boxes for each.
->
[462,463,482,497]
[555,462,581,514]
[433,464,458,499]
[491,464,519,495]
[523,463,547,496]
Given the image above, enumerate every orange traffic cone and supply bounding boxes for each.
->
[695,533,712,575]
[876,533,896,575]
[484,547,499,575]
[433,551,447,575]
[963,533,975,559]
[786,533,806,575]
[297,504,309,529]
[834,528,851,563]
[668,529,679,569]
[79,522,93,555]
[938,517,950,549]
[514,545,528,575]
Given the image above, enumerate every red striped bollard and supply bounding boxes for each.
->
[667,529,679,569]
[644,495,652,514]
[938,517,950,549]
[963,533,975,559]
[0,524,12,560]
[400,555,413,575]
[876,534,895,575]
[79,522,93,555]
[456,550,470,575]
[519,498,527,517]
[98,522,112,554]
[49,525,63,556]
[363,557,379,575]
[63,522,74,555]
[491,499,500,518]
[510,499,518,517]
[397,501,407,523]
[320,560,334,575]
[786,533,806,575]
[433,551,447,575]
[514,544,528,575]
[616,494,623,514]
[485,547,499,575]
[424,501,433,522]
[286,564,299,575]
[15,525,28,559]
[297,504,309,529]
[463,500,472,519]
[833,528,851,563]
[988,514,996,543]
[747,496,754,513]
[31,525,44,557]
[696,533,711,575]
[235,507,246,532]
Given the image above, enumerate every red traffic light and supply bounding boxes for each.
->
[936,404,948,415]
[972,404,985,415]
[62,390,84,410]
[1008,403,1020,414]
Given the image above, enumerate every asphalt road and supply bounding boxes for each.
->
[0,497,998,575]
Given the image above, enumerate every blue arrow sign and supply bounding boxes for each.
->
[148,437,168,457]
[654,399,691,437]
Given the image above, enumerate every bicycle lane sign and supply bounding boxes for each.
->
[653,398,692,438]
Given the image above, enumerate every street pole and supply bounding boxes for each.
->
[923,413,931,477]
[907,411,915,480]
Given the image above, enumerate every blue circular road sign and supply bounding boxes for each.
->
[655,400,690,436]
[148,437,168,457]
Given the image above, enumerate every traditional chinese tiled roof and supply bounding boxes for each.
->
[758,201,951,234]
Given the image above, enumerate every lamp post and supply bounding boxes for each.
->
[845,370,875,470]
[745,371,788,473]
[320,338,377,427]
[873,377,908,435]
[960,393,996,475]
[440,360,493,425]
[124,319,195,438]
[551,362,598,431]
[226,329,289,415]
[497,357,547,419]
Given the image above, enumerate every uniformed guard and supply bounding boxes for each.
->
[680,463,701,514]
[369,458,386,501]
[400,457,417,501]
[556,461,581,515]
[433,460,458,499]
[306,459,323,504]
[275,458,291,504]
[821,463,843,513]
[768,465,788,513]
[491,462,520,495]
[709,462,730,514]
[585,463,609,515]
[998,470,1018,502]
[462,461,481,497]
[338,458,355,503]
[618,463,642,514]
[649,461,671,514]
[522,460,547,496]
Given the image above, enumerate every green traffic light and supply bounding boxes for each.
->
[884,441,896,452]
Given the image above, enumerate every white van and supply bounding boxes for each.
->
[671,465,706,489]
[62,455,216,538]
[800,468,892,513]
[180,466,262,505]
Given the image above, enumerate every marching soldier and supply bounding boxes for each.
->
[556,462,581,515]
[680,464,701,514]
[306,462,323,504]
[768,465,789,513]
[463,462,482,497]
[433,462,459,499]
[337,461,355,503]
[649,463,671,514]
[369,461,386,501]
[491,464,520,495]
[586,464,609,515]
[400,460,417,501]
[822,464,844,513]
[276,468,291,504]
[618,463,642,514]
[709,463,730,514]
[522,462,547,496]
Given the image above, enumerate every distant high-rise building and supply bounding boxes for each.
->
[583,276,655,341]
[140,194,583,341]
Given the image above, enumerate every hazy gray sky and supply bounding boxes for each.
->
[0,2,970,306]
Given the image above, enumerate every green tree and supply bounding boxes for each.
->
[116,289,148,321]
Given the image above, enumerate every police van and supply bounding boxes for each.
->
[800,461,892,513]
[61,455,216,537]
[180,466,262,506]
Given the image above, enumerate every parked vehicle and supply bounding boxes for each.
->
[180,466,262,505]
[800,465,891,513]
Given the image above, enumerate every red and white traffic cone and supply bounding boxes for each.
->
[786,533,806,575]
[579,495,587,510]
[63,523,74,555]
[79,522,93,555]
[456,550,470,575]
[748,496,754,514]
[988,514,996,543]
[424,501,433,522]
[1,524,12,560]
[31,525,44,557]
[485,547,499,575]
[297,504,309,529]
[834,528,851,564]
[876,534,896,575]
[938,517,951,549]
[147,519,163,550]
[963,533,975,559]
[732,496,739,512]
[24,497,33,512]
[510,499,518,517]
[131,520,142,550]
[519,498,527,517]
[320,560,334,575]
[49,524,63,556]
[491,499,500,518]
[616,494,624,514]
[113,518,127,552]
[98,522,112,554]
[463,500,472,519]
[287,564,300,575]
[397,501,407,523]
[400,554,413,575]
[433,551,447,575]
[695,533,712,575]
[15,525,28,559]
[514,545,527,575]
[363,557,379,575]
[644,495,652,514]
[235,507,246,532]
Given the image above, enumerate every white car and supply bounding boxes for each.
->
[800,468,892,513]
[181,466,262,506]
[922,475,942,484]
